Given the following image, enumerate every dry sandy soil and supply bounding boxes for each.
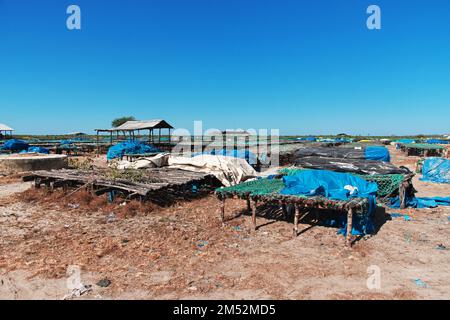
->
[0,146,449,300]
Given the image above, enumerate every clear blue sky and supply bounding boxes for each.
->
[0,0,449,135]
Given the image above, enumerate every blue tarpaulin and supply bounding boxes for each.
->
[425,139,450,145]
[335,138,352,143]
[281,170,378,235]
[195,149,257,165]
[388,196,450,209]
[365,146,391,162]
[59,140,76,150]
[297,137,317,142]
[107,141,160,160]
[420,157,450,184]
[395,139,415,149]
[319,138,351,143]
[1,139,29,152]
[23,146,50,154]
[396,139,416,144]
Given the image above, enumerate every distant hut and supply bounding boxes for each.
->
[221,130,251,140]
[0,123,14,140]
[95,119,174,151]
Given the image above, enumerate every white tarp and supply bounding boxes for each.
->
[116,153,170,170]
[114,154,257,186]
[168,155,257,187]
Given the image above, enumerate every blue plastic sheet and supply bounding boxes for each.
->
[319,138,352,143]
[365,146,390,162]
[395,139,415,149]
[420,157,450,184]
[297,137,317,142]
[425,139,450,145]
[1,139,29,152]
[107,141,160,160]
[196,149,257,165]
[24,146,50,154]
[281,170,378,235]
[59,140,77,150]
[396,139,416,144]
[388,196,450,208]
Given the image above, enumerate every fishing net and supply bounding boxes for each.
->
[216,178,285,196]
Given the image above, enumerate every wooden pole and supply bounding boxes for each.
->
[247,197,251,215]
[96,131,100,155]
[220,198,226,223]
[346,208,353,247]
[251,199,258,231]
[399,182,406,209]
[281,201,288,220]
[293,205,300,238]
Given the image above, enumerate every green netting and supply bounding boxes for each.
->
[361,174,405,197]
[403,143,445,150]
[279,168,404,197]
[216,178,285,196]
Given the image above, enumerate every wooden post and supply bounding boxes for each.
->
[399,183,406,209]
[281,201,288,220]
[251,199,258,231]
[346,208,353,247]
[96,131,100,155]
[247,197,251,215]
[220,198,226,223]
[293,205,300,238]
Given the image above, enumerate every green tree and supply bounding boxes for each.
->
[112,116,136,128]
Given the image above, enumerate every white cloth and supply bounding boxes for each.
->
[116,153,170,170]
[168,154,257,187]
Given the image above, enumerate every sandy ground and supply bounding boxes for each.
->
[0,146,449,300]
